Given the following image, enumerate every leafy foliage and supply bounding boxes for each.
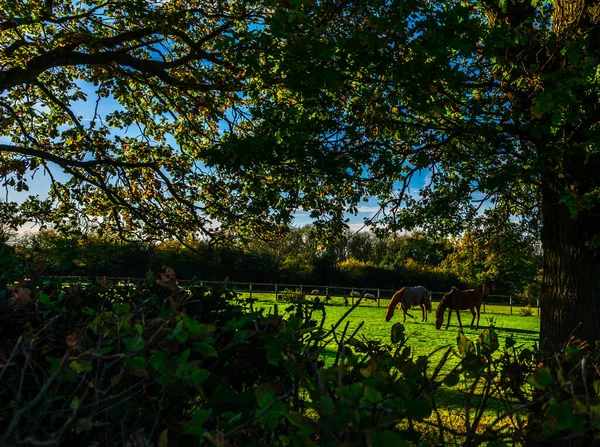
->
[2,0,600,349]
[440,226,540,295]
[1,268,599,445]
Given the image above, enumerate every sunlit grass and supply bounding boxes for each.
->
[240,291,539,418]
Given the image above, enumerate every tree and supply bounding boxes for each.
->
[345,231,375,263]
[0,0,309,245]
[222,0,600,347]
[3,1,600,347]
[440,227,539,296]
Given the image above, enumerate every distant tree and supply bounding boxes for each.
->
[441,227,539,296]
[345,231,375,263]
[377,234,452,270]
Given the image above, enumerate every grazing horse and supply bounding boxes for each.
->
[385,286,432,322]
[435,285,488,330]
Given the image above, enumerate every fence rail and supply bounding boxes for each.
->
[43,276,540,316]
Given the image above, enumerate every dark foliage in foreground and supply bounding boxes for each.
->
[1,271,598,446]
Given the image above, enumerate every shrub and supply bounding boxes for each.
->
[520,304,535,316]
[1,269,599,446]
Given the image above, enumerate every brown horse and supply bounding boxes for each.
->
[435,285,488,330]
[385,286,432,322]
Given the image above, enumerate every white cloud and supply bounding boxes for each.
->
[354,206,381,214]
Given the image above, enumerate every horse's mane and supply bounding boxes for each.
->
[385,289,404,320]
[436,286,458,316]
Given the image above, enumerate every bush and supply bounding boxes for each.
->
[520,304,535,316]
[1,269,599,445]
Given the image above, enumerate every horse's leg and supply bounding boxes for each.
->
[446,308,452,329]
[476,305,481,329]
[469,306,476,330]
[403,309,407,322]
[455,309,463,330]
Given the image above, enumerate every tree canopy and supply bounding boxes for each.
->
[2,0,600,346]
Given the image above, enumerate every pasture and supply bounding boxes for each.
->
[239,291,540,360]
[243,294,538,376]
[238,291,540,431]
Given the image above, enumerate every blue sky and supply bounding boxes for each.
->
[3,80,440,234]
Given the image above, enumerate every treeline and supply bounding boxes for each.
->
[2,225,540,296]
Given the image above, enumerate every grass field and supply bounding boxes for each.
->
[238,291,540,359]
[243,292,540,432]
[238,291,540,433]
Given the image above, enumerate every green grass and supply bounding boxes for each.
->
[239,291,540,434]
[240,291,539,394]
[239,291,540,358]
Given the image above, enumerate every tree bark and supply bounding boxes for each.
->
[539,179,600,348]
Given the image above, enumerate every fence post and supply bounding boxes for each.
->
[300,284,303,294]
[275,283,278,300]
[537,299,540,316]
[377,289,380,307]
[325,286,329,297]
[510,296,512,314]
[483,301,486,313]
[249,283,252,299]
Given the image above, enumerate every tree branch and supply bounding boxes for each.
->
[0,144,156,170]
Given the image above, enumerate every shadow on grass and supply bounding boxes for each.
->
[436,325,539,336]
[494,326,539,335]
[430,385,523,414]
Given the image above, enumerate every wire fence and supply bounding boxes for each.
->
[44,276,540,316]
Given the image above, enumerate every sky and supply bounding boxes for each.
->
[3,78,443,236]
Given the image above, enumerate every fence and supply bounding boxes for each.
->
[44,276,540,316]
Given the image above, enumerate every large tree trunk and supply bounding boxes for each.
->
[540,180,600,348]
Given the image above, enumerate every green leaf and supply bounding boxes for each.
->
[122,337,144,352]
[150,350,169,371]
[527,367,553,390]
[39,292,51,306]
[265,339,284,363]
[192,342,218,357]
[443,372,460,387]
[126,356,148,371]
[363,386,382,404]
[255,382,277,409]
[406,397,432,420]
[70,396,80,410]
[544,400,575,433]
[70,359,93,373]
[457,332,475,358]
[477,328,499,354]
[184,408,212,435]
[285,411,316,436]
[182,314,203,335]
[593,379,600,396]
[391,322,405,344]
[115,302,130,314]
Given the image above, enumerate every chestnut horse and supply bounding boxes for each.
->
[385,286,432,322]
[435,285,489,330]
